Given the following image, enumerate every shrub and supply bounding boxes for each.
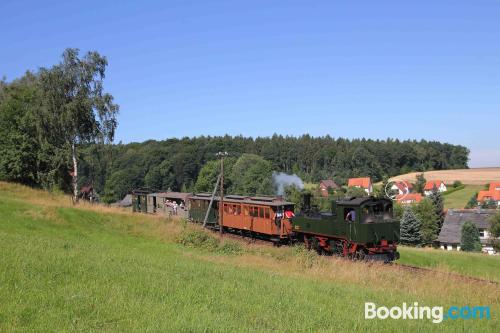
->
[217,241,243,255]
[292,244,317,268]
[176,228,219,251]
[452,180,463,188]
[176,226,243,255]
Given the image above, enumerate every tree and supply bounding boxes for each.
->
[465,193,478,209]
[428,189,444,231]
[415,173,426,194]
[194,158,236,193]
[0,75,40,186]
[400,206,422,245]
[413,198,439,244]
[230,154,273,195]
[460,221,482,252]
[345,186,367,198]
[284,185,304,212]
[488,212,500,251]
[38,48,118,202]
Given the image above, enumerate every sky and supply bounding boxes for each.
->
[1,0,499,167]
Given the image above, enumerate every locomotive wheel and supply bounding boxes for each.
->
[311,237,321,254]
[303,235,311,250]
[354,249,366,261]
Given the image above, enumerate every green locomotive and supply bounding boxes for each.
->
[292,196,400,262]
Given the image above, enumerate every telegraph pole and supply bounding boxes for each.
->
[216,151,228,235]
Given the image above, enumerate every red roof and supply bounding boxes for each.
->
[488,182,500,192]
[477,182,500,202]
[393,181,413,193]
[320,179,339,189]
[348,177,371,188]
[396,193,422,203]
[424,180,444,191]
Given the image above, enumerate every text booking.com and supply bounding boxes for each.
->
[365,302,491,324]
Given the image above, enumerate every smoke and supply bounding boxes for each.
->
[273,172,304,195]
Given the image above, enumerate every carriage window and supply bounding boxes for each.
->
[250,206,257,217]
[265,208,270,219]
[254,207,259,217]
[243,206,249,215]
[236,205,241,215]
[258,207,264,218]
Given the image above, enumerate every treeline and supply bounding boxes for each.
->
[0,50,469,203]
[77,136,469,203]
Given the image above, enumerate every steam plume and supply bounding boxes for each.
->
[273,172,304,195]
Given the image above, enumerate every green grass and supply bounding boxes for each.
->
[398,246,500,283]
[444,185,483,209]
[0,183,499,332]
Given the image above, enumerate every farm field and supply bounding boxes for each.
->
[443,184,484,209]
[389,167,500,185]
[0,182,498,332]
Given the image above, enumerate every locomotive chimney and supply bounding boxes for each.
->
[302,193,312,213]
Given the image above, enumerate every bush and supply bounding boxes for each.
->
[176,227,243,255]
[217,241,243,255]
[453,180,463,188]
[292,244,317,268]
[176,228,219,251]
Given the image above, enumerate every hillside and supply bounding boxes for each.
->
[389,167,500,185]
[0,182,498,332]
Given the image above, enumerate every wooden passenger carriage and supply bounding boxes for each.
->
[189,194,295,241]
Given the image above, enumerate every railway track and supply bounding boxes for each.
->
[211,227,498,285]
[395,263,498,285]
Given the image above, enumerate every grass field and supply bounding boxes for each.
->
[0,182,498,332]
[443,185,484,209]
[397,246,500,283]
[389,167,500,185]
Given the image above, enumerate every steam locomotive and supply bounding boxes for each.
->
[187,193,400,262]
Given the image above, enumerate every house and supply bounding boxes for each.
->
[477,182,500,206]
[396,193,422,205]
[437,209,498,254]
[424,180,447,196]
[391,181,413,195]
[347,177,372,194]
[319,179,340,197]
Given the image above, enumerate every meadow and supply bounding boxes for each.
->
[0,182,498,332]
[443,184,484,209]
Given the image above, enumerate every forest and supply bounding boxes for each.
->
[80,135,469,202]
[0,49,470,203]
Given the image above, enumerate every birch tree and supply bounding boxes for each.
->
[38,48,118,202]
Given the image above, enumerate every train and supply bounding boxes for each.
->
[132,190,400,262]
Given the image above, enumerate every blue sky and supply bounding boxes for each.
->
[1,0,499,167]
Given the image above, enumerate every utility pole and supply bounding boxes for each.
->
[216,151,228,235]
